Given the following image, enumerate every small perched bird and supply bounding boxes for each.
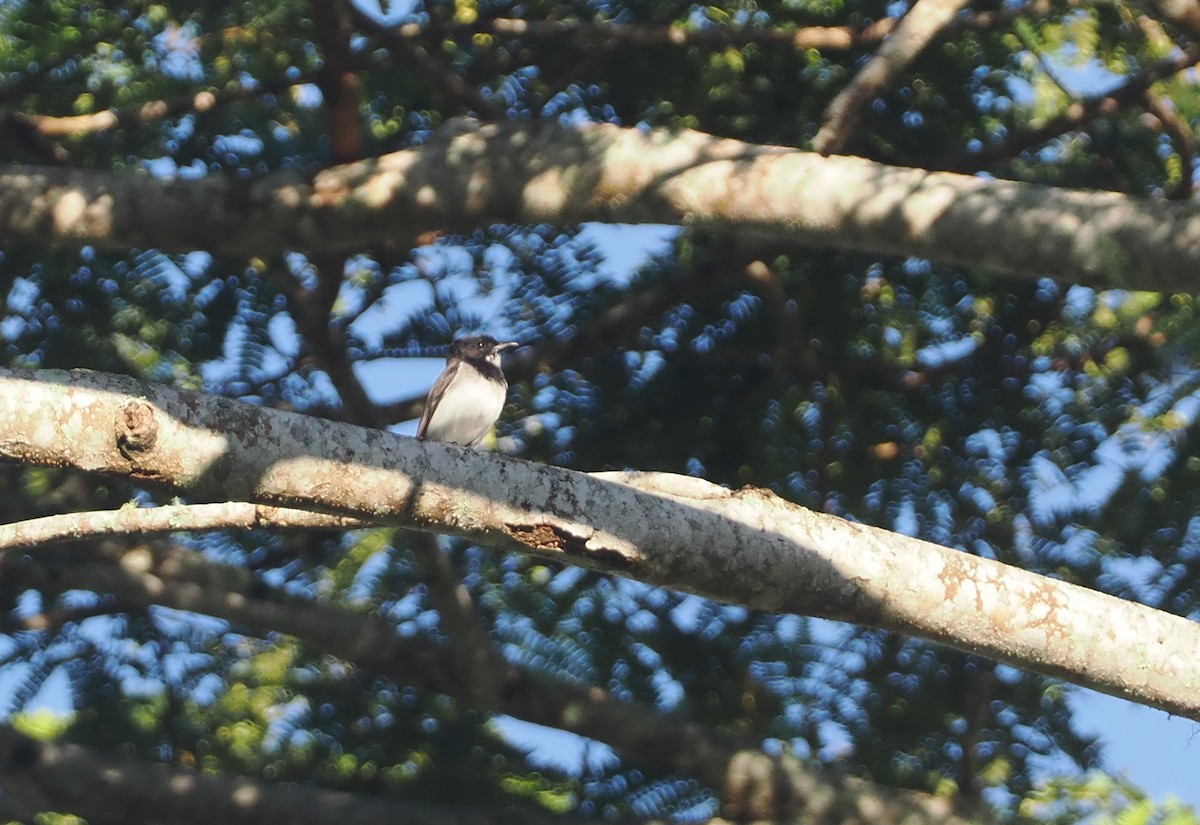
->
[416,335,520,447]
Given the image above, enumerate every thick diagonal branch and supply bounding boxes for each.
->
[1,368,1199,724]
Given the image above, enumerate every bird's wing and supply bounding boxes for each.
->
[416,359,461,439]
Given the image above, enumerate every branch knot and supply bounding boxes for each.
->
[116,399,158,460]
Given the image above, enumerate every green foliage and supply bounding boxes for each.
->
[1023,773,1200,825]
[11,708,73,740]
[0,0,1196,820]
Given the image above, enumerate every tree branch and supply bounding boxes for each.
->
[1129,13,1195,199]
[1,368,1198,724]
[1147,0,1200,40]
[350,5,506,119]
[15,543,731,786]
[3,121,1198,290]
[311,0,365,163]
[266,251,511,710]
[943,44,1200,172]
[813,0,973,154]
[0,721,989,824]
[5,538,991,824]
[1143,89,1196,199]
[0,503,364,552]
[0,726,577,825]
[376,2,1054,54]
[3,84,282,141]
[265,255,386,427]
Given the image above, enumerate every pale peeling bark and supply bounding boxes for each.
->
[0,368,1198,723]
[1,122,1198,290]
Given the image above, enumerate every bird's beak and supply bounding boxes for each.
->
[497,341,520,352]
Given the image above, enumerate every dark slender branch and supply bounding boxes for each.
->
[1143,90,1196,198]
[266,256,386,428]
[0,726,578,825]
[7,602,133,636]
[1011,21,1077,99]
[349,5,504,119]
[0,721,986,825]
[959,667,996,802]
[407,532,511,706]
[943,44,1200,171]
[7,542,737,786]
[3,540,991,824]
[1131,13,1196,199]
[270,251,515,715]
[813,0,972,154]
[311,0,365,163]
[535,47,612,114]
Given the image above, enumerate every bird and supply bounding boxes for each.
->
[416,335,520,447]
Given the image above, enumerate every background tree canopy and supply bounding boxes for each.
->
[0,0,1197,823]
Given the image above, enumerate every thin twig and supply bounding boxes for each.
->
[1143,90,1196,198]
[1011,21,1077,99]
[265,255,387,427]
[943,43,1200,171]
[0,503,366,552]
[348,5,505,119]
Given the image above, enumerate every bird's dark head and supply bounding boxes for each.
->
[449,335,520,366]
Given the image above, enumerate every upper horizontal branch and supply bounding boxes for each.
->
[389,15,901,51]
[0,368,1198,722]
[376,0,1051,53]
[3,121,1198,291]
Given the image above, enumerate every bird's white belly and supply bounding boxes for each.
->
[424,368,506,446]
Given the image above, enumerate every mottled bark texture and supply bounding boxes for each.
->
[0,122,1197,289]
[0,368,1198,723]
